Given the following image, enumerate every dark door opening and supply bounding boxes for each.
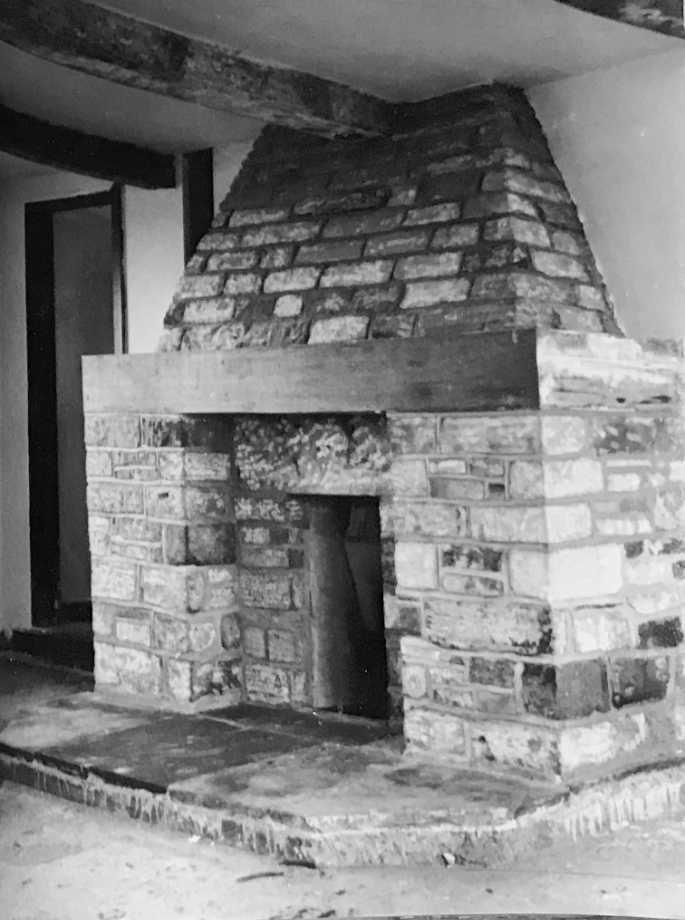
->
[307,496,388,720]
[22,188,126,666]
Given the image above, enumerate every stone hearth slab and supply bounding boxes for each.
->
[39,716,324,789]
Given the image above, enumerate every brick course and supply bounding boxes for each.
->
[162,84,616,350]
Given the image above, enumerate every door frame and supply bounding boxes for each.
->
[25,185,127,626]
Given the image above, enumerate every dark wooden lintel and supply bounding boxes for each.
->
[82,331,539,415]
[0,104,175,189]
[556,0,685,38]
[0,0,394,137]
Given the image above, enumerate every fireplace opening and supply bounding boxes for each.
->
[306,496,388,720]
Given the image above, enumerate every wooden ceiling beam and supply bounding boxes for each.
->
[0,104,176,189]
[556,0,685,38]
[0,0,394,138]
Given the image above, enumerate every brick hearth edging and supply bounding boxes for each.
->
[1,739,683,867]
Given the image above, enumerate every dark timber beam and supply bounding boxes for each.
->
[0,0,393,137]
[82,331,540,415]
[0,104,176,189]
[556,0,685,38]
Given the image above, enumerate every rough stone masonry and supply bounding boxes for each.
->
[85,83,685,785]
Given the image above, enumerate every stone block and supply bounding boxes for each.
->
[389,458,429,496]
[440,543,503,573]
[405,203,461,225]
[463,192,538,220]
[510,544,623,602]
[323,210,403,239]
[439,414,539,454]
[239,571,296,609]
[540,416,587,455]
[351,283,403,311]
[144,485,185,520]
[483,216,550,247]
[440,572,503,596]
[296,240,364,263]
[274,295,304,318]
[471,719,559,776]
[558,713,647,776]
[223,272,263,295]
[86,450,113,478]
[400,278,470,309]
[87,483,144,515]
[221,614,241,651]
[609,656,670,708]
[383,593,422,633]
[394,252,463,280]
[308,315,369,343]
[185,486,233,522]
[320,260,393,287]
[522,660,609,719]
[152,613,189,653]
[424,595,555,655]
[365,229,430,256]
[94,642,162,696]
[244,626,267,659]
[388,415,438,454]
[113,517,162,543]
[244,663,291,703]
[114,610,152,647]
[570,606,633,654]
[229,206,290,227]
[395,542,438,589]
[91,601,116,637]
[175,274,225,299]
[430,478,485,501]
[166,658,241,703]
[268,629,299,663]
[509,458,604,499]
[261,245,295,269]
[388,500,468,539]
[241,221,320,247]
[233,497,306,524]
[91,559,138,602]
[181,296,241,324]
[141,564,237,613]
[163,524,236,565]
[470,506,547,543]
[88,516,111,557]
[195,230,239,251]
[184,452,232,481]
[469,656,516,688]
[531,250,588,281]
[638,616,684,648]
[403,705,467,757]
[591,415,678,456]
[206,250,259,271]
[263,266,321,293]
[431,223,480,249]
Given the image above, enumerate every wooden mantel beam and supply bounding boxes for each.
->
[0,0,393,138]
[82,331,540,416]
[0,104,176,189]
[556,0,685,38]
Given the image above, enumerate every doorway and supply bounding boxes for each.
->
[307,496,388,719]
[22,188,126,667]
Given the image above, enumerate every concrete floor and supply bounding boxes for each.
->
[1,778,685,919]
[1,654,685,917]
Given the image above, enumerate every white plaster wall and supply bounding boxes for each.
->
[529,49,685,342]
[0,135,259,632]
[0,172,110,632]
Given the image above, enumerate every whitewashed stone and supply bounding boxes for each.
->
[395,542,438,589]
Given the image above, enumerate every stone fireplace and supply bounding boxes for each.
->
[83,83,685,785]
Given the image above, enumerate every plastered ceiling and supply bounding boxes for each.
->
[0,0,680,175]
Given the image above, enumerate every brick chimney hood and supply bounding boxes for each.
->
[81,83,685,787]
